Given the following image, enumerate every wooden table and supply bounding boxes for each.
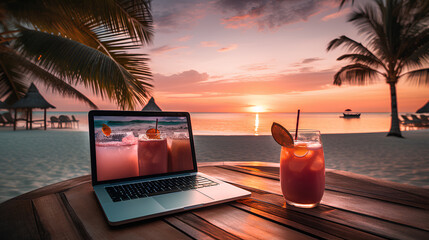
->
[1,162,428,239]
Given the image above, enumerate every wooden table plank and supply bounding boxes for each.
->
[193,204,316,240]
[322,189,429,230]
[200,165,282,194]
[15,175,91,201]
[199,166,429,231]
[64,183,192,239]
[164,216,217,240]
[327,169,429,200]
[1,162,428,240]
[0,199,41,240]
[32,194,83,240]
[235,185,429,240]
[220,165,429,209]
[172,212,241,240]
[228,202,344,240]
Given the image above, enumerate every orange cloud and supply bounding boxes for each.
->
[241,64,271,71]
[224,14,252,22]
[153,69,334,96]
[217,44,238,52]
[177,35,192,42]
[200,41,219,47]
[151,45,188,55]
[322,8,351,21]
[221,14,257,30]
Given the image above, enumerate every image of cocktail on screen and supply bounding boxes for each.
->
[168,132,193,172]
[95,130,139,181]
[138,121,168,176]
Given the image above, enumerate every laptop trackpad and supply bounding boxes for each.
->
[153,190,213,210]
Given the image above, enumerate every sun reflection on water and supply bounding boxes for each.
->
[254,113,259,136]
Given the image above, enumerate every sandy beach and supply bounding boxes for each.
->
[0,128,428,203]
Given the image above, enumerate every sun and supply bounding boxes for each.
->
[250,105,265,113]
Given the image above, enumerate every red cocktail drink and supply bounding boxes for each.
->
[280,130,325,208]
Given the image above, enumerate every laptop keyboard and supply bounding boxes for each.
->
[105,175,219,202]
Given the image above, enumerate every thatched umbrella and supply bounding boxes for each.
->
[416,101,429,113]
[141,97,162,111]
[11,83,55,130]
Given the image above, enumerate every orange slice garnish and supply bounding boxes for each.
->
[294,145,309,157]
[101,124,111,137]
[146,128,161,139]
[271,122,294,148]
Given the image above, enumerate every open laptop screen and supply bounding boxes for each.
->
[89,111,196,184]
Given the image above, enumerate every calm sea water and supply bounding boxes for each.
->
[27,111,415,134]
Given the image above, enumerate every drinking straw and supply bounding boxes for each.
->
[155,119,158,132]
[295,109,300,140]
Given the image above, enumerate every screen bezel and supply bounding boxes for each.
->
[89,110,198,186]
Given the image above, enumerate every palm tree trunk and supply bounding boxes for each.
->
[387,82,403,138]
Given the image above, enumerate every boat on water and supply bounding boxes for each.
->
[341,109,361,118]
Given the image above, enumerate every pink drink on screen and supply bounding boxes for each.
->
[168,138,193,172]
[138,136,168,176]
[280,141,325,207]
[96,141,138,181]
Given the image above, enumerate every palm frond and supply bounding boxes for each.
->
[398,29,429,70]
[15,29,152,110]
[348,4,381,38]
[0,47,28,103]
[1,46,98,108]
[115,0,153,44]
[348,4,390,62]
[337,53,385,69]
[333,63,383,86]
[338,0,354,9]
[3,0,153,45]
[24,18,154,80]
[398,0,429,30]
[400,68,429,86]
[327,36,383,62]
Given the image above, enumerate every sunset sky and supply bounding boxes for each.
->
[42,0,428,113]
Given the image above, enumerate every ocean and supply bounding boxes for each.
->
[23,111,419,134]
[0,111,428,203]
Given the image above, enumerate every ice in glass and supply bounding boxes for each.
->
[138,134,168,176]
[96,132,139,181]
[280,130,325,208]
[168,132,193,172]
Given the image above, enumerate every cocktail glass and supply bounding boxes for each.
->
[168,132,194,172]
[138,134,168,176]
[95,132,138,181]
[280,129,325,208]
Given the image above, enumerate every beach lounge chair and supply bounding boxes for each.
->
[0,115,6,126]
[400,115,414,125]
[419,115,429,126]
[49,116,60,128]
[59,115,72,128]
[71,115,79,128]
[410,114,423,126]
[2,112,15,126]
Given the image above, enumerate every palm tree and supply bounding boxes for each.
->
[0,0,153,110]
[327,0,429,137]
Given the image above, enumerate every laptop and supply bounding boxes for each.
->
[88,110,250,225]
